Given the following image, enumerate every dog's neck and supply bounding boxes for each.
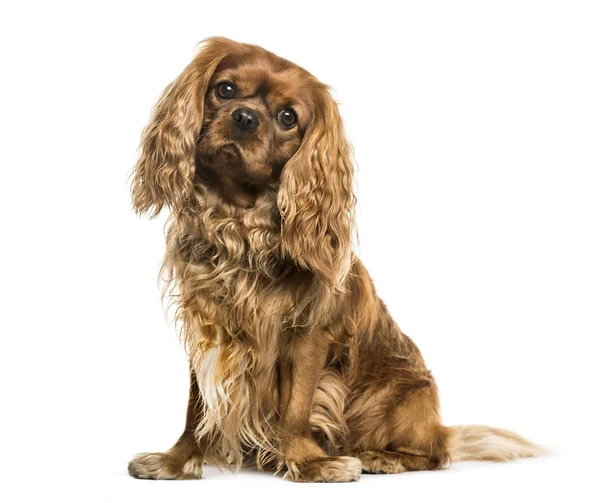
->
[169,177,281,265]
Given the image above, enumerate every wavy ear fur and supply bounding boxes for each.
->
[278,88,356,290]
[131,38,233,216]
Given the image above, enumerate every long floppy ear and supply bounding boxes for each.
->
[130,38,232,216]
[278,87,356,290]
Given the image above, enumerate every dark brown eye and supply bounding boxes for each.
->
[216,82,235,99]
[277,109,297,129]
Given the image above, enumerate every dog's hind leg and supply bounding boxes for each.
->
[349,382,449,475]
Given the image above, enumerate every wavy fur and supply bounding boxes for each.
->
[128,38,543,483]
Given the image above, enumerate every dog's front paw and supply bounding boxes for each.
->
[128,452,203,480]
[284,456,362,483]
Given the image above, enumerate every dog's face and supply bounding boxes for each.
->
[196,55,314,185]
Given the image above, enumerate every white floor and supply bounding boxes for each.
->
[5,447,593,503]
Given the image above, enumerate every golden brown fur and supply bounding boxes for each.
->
[128,37,543,483]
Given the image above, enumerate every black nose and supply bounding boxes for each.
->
[231,108,259,132]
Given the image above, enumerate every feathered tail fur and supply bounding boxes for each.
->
[447,425,545,462]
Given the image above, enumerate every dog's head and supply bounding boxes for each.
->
[131,37,355,288]
[196,43,314,186]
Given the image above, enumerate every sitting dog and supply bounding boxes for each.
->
[128,37,542,482]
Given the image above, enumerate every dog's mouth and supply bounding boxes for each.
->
[220,142,242,159]
[197,140,244,166]
[196,136,274,184]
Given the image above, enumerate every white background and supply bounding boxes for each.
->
[1,1,599,502]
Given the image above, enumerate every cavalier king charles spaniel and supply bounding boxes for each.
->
[128,37,542,482]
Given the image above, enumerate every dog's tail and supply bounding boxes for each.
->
[447,425,545,462]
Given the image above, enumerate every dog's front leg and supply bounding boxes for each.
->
[279,331,361,482]
[128,366,206,479]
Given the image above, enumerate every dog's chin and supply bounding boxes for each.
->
[197,144,273,185]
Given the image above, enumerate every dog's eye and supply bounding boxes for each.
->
[277,109,297,129]
[216,82,235,99]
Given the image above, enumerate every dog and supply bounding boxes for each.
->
[128,37,542,482]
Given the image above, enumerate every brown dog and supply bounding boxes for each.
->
[128,37,542,482]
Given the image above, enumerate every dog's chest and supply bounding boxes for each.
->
[173,223,299,326]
